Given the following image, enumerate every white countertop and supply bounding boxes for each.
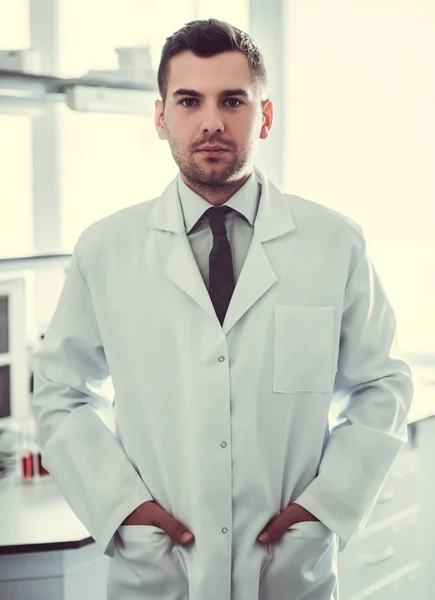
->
[0,474,92,553]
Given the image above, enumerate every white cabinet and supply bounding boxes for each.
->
[0,543,109,600]
[412,416,435,596]
[0,475,109,600]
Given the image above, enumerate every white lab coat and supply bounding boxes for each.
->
[30,166,413,600]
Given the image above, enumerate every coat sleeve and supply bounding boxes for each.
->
[293,241,414,553]
[29,232,154,557]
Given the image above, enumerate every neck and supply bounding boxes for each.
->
[180,170,253,206]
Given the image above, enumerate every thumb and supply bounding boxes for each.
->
[159,509,195,545]
[257,511,288,544]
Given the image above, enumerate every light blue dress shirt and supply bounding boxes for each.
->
[176,169,262,289]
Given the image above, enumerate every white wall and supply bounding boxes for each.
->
[281,0,435,355]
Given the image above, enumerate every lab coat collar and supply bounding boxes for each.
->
[176,169,260,234]
[146,165,297,333]
[147,165,296,243]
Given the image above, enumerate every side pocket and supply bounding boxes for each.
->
[175,545,189,576]
[259,544,272,577]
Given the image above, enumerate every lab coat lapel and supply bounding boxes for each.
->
[147,167,296,334]
[147,176,218,324]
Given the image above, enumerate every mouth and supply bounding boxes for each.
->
[197,149,229,156]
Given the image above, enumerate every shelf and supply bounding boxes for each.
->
[0,253,72,272]
[0,69,157,93]
[0,69,158,116]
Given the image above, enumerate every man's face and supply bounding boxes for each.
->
[155,50,272,187]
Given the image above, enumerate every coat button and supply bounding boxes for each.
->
[219,356,225,362]
[222,527,228,534]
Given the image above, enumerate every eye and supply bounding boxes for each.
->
[179,98,199,107]
[178,98,244,108]
[225,98,243,107]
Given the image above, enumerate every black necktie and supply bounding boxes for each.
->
[205,206,235,326]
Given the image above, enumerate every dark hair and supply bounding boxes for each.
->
[157,19,267,105]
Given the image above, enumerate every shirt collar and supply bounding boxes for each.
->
[177,169,261,234]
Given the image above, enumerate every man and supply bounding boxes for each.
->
[30,18,413,600]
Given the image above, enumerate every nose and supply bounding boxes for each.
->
[200,106,225,135]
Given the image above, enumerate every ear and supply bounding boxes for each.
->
[155,99,167,140]
[259,99,273,140]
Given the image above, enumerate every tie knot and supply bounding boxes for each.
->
[205,206,233,235]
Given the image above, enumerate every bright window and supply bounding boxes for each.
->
[0,2,33,257]
[0,0,30,48]
[0,117,33,256]
[58,104,177,249]
[58,0,198,78]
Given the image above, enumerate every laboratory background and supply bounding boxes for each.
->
[0,1,434,599]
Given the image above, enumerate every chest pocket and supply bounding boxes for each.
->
[273,305,335,393]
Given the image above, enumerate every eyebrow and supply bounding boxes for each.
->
[172,88,249,99]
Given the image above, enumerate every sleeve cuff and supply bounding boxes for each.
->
[293,490,354,553]
[98,487,154,557]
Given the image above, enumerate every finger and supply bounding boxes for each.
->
[161,510,195,545]
[258,511,292,544]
